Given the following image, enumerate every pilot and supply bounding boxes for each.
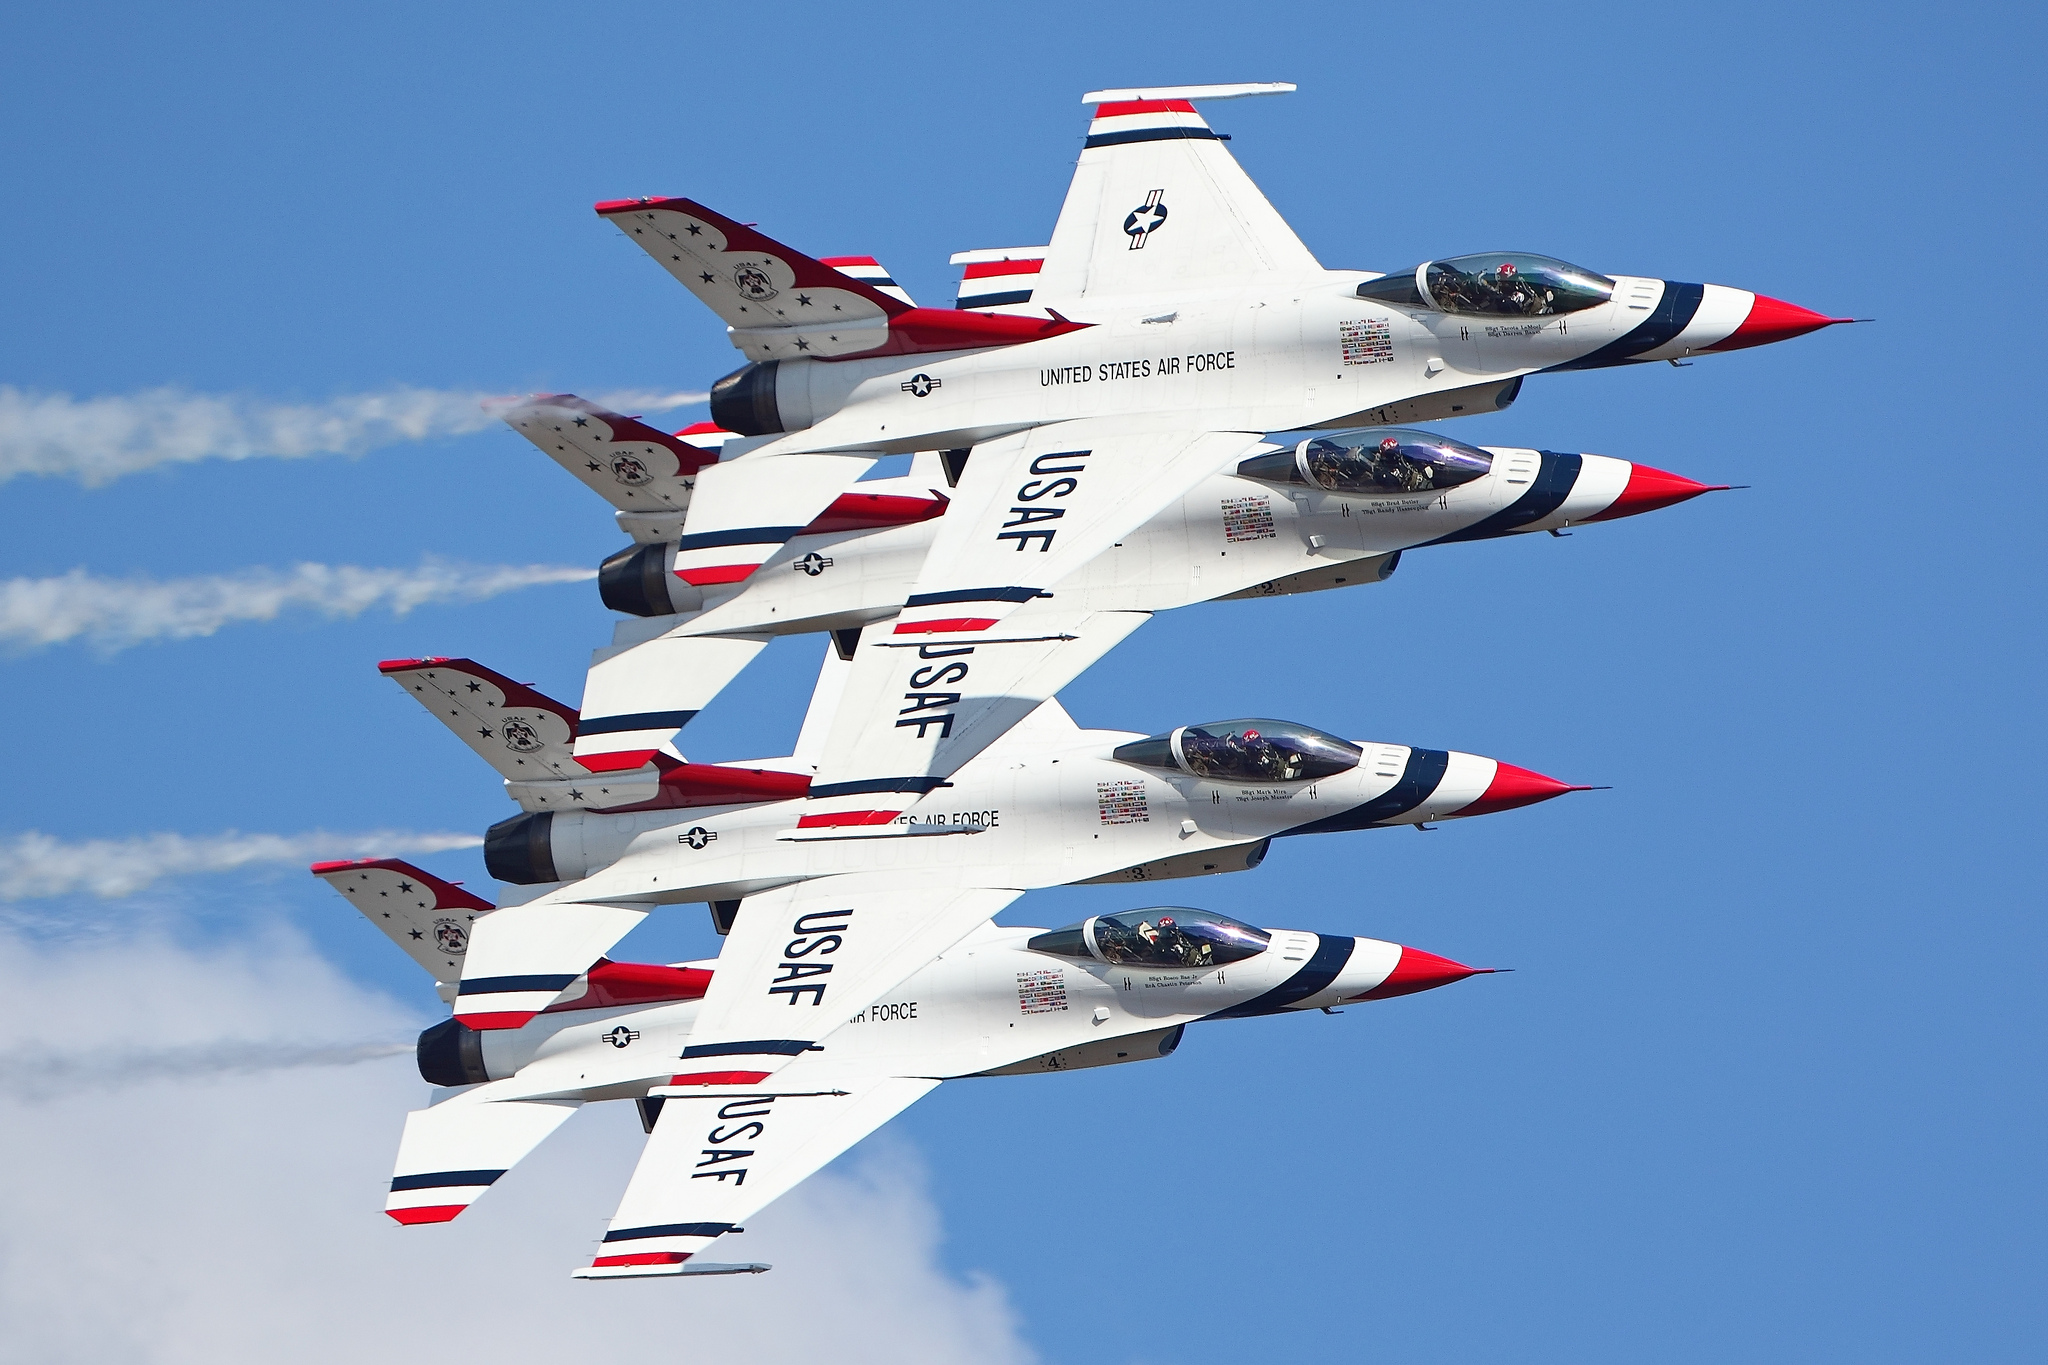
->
[1153,915,1190,966]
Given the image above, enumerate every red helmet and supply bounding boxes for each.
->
[1379,437,1400,453]
[1498,261,1517,276]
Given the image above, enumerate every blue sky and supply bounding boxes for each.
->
[1,2,2042,1362]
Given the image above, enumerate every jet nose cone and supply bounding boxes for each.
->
[1710,293,1856,352]
[1459,762,1592,817]
[1585,462,1729,522]
[1352,945,1495,1001]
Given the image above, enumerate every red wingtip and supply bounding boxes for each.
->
[377,656,447,674]
[1349,946,1495,1001]
[1583,463,1729,522]
[387,1205,466,1225]
[1458,762,1592,817]
[1707,294,1854,352]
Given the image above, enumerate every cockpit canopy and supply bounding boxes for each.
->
[1356,252,1615,317]
[1113,718,1362,784]
[1028,907,1272,969]
[1237,427,1494,497]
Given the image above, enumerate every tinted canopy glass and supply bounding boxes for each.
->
[1425,253,1613,317]
[1238,428,1494,497]
[1113,718,1362,783]
[1028,907,1272,969]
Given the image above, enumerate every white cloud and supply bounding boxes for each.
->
[0,925,1037,1365]
[0,559,595,653]
[0,385,707,487]
[0,829,483,901]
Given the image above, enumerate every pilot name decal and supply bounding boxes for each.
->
[997,450,1089,553]
[1017,969,1068,1013]
[1039,352,1237,386]
[691,1094,775,1185]
[1097,780,1149,824]
[1339,318,1394,365]
[1221,495,1276,542]
[898,643,972,739]
[768,907,852,1006]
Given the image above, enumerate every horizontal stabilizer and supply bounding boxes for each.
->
[387,1087,580,1224]
[311,858,492,998]
[818,256,915,308]
[502,397,721,536]
[949,247,1047,316]
[454,899,650,1029]
[575,630,773,772]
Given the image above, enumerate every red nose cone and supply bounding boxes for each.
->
[1583,463,1728,523]
[1458,762,1591,817]
[1708,294,1853,352]
[1350,945,1494,1001]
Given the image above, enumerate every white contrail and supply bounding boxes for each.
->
[0,558,595,653]
[0,1040,415,1101]
[0,829,484,901]
[0,384,708,487]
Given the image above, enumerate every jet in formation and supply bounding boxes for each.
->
[315,81,1847,1277]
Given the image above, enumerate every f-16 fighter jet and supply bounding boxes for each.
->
[390,646,1581,1033]
[313,856,1498,1277]
[507,397,1723,773]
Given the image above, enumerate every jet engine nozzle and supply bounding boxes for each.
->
[484,811,558,884]
[416,1016,491,1086]
[599,541,702,617]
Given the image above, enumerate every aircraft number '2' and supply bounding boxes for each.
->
[996,450,1090,553]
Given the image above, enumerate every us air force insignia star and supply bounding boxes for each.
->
[901,373,941,397]
[794,552,834,576]
[604,1026,640,1048]
[681,826,718,850]
[1124,189,1168,249]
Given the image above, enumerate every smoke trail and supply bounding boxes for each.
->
[0,558,595,653]
[0,829,483,901]
[0,384,707,487]
[0,1039,415,1101]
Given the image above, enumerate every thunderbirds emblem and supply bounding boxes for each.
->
[731,262,779,303]
[1124,189,1168,249]
[501,717,545,754]
[609,452,653,486]
[433,919,469,955]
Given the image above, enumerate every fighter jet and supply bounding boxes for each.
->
[381,647,1581,1030]
[314,856,1498,1277]
[506,395,1723,774]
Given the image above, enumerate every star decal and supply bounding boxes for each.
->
[572,416,588,427]
[477,727,494,738]
[586,459,602,472]
[794,338,811,351]
[797,294,812,306]
[569,789,586,801]
[686,223,702,235]
[409,929,424,940]
[700,272,715,284]
[465,681,482,692]
[832,303,843,311]
[398,882,414,893]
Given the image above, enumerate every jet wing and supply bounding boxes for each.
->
[453,900,649,1029]
[664,874,1019,1089]
[575,1068,938,1278]
[1036,85,1318,306]
[798,420,1254,822]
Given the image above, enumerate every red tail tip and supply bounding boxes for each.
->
[1710,294,1854,352]
[1350,946,1494,1001]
